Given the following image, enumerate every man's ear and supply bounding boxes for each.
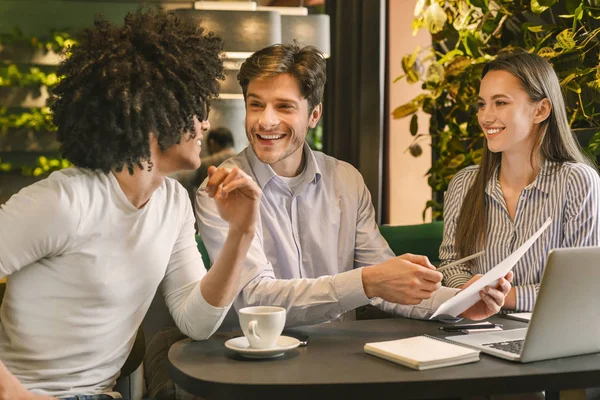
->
[308,103,323,129]
[533,98,552,124]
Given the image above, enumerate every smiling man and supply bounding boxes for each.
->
[195,44,512,327]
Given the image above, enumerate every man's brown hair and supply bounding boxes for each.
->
[237,44,326,112]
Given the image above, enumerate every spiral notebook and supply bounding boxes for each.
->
[364,335,480,370]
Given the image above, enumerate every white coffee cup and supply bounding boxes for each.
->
[238,306,286,349]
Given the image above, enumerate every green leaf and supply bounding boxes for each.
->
[537,0,558,6]
[482,18,498,34]
[587,79,600,93]
[410,114,419,136]
[574,3,584,20]
[472,149,484,164]
[401,53,422,83]
[554,29,576,51]
[527,25,545,32]
[423,200,443,221]
[437,49,464,65]
[425,62,445,85]
[561,72,579,86]
[447,153,466,168]
[401,47,423,83]
[392,94,428,119]
[531,0,550,14]
[468,0,488,9]
[445,56,473,77]
[412,17,424,35]
[588,8,600,19]
[537,46,559,58]
[463,34,482,58]
[424,1,448,34]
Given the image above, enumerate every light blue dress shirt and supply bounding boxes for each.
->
[195,143,457,327]
[440,160,600,312]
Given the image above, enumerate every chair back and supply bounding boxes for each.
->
[195,235,212,269]
[379,221,444,264]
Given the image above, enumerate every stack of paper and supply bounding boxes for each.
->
[431,218,552,319]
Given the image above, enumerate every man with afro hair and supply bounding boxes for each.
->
[0,7,260,400]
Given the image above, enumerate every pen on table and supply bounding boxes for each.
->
[436,251,485,273]
[439,323,502,332]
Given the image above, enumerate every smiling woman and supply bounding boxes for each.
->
[438,51,600,313]
[476,70,552,159]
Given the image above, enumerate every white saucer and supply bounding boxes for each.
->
[224,335,300,359]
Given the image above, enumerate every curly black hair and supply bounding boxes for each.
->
[51,7,224,174]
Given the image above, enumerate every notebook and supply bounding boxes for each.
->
[364,335,480,370]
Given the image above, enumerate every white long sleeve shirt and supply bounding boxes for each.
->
[195,143,457,327]
[0,168,228,398]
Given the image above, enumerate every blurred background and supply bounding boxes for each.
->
[0,0,598,225]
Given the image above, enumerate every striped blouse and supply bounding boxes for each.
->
[439,160,600,312]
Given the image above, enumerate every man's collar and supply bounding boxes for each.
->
[246,142,322,189]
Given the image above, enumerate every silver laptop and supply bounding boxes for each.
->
[446,247,600,362]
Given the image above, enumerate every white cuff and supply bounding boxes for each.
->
[430,286,460,319]
[332,268,370,313]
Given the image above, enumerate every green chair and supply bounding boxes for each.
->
[356,221,445,321]
[195,235,211,269]
[379,221,444,264]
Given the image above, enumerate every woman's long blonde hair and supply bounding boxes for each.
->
[454,51,595,258]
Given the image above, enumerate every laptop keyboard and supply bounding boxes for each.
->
[483,339,525,355]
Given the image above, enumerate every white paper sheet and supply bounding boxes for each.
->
[430,217,552,319]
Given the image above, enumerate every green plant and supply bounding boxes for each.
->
[0,156,11,172]
[0,28,76,54]
[0,107,56,134]
[0,29,74,176]
[0,65,59,87]
[27,156,72,177]
[307,123,324,151]
[394,0,600,220]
